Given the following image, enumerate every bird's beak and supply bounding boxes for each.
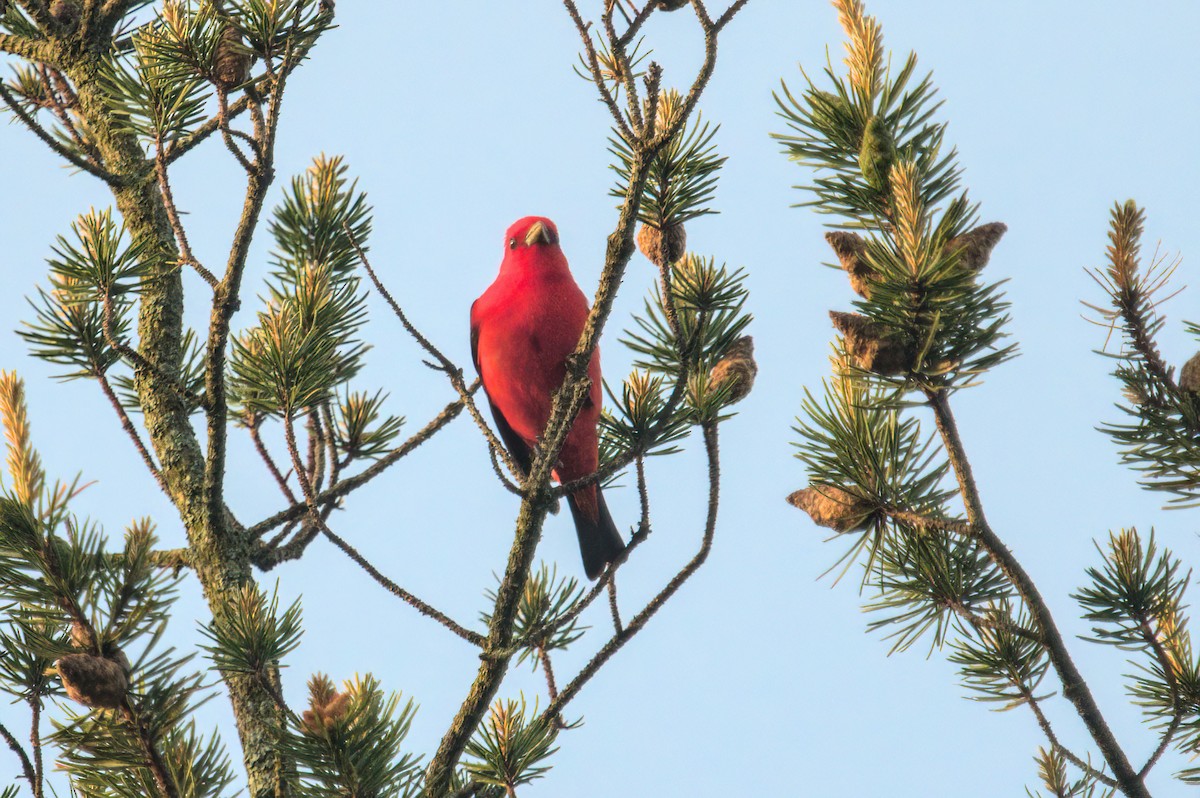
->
[525,221,557,247]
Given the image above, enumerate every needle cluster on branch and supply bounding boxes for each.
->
[779,2,1198,795]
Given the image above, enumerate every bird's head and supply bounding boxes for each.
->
[505,216,560,251]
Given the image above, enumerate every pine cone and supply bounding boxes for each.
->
[709,336,757,404]
[1180,352,1200,393]
[945,222,1007,273]
[858,116,895,193]
[830,311,913,375]
[49,0,78,26]
[787,485,873,533]
[212,25,253,91]
[825,230,874,298]
[57,653,129,709]
[637,222,687,268]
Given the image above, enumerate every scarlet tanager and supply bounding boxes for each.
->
[470,216,625,579]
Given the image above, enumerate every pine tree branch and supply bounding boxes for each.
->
[0,720,37,798]
[513,526,649,655]
[636,454,650,530]
[282,413,485,647]
[63,35,290,796]
[29,701,43,798]
[37,66,100,166]
[540,421,720,723]
[0,31,56,63]
[120,699,180,798]
[203,72,286,567]
[926,387,1147,798]
[617,1,655,47]
[96,369,171,496]
[247,393,467,545]
[563,0,635,143]
[600,1,643,132]
[883,506,973,537]
[215,88,257,174]
[0,79,119,184]
[606,578,622,633]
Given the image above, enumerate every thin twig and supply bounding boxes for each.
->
[541,422,720,724]
[248,393,467,543]
[1138,619,1184,778]
[617,1,656,47]
[164,85,265,164]
[346,225,524,482]
[1023,688,1117,789]
[563,0,635,143]
[29,701,43,798]
[101,296,204,409]
[283,414,484,646]
[216,89,256,174]
[883,506,973,537]
[96,370,170,496]
[121,700,180,798]
[0,79,119,184]
[600,1,643,132]
[154,145,218,286]
[606,578,622,634]
[249,421,297,503]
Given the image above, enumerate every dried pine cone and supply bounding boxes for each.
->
[825,230,874,298]
[57,653,129,709]
[709,336,757,404]
[637,222,687,268]
[945,222,1007,273]
[212,25,253,91]
[1180,352,1200,393]
[829,311,913,375]
[787,485,874,533]
[49,0,78,26]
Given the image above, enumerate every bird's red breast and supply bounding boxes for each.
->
[470,216,603,484]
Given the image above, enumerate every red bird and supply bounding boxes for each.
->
[471,216,625,579]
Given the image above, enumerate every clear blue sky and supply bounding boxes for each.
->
[3,2,1200,795]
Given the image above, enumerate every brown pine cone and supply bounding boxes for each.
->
[57,653,129,709]
[787,485,874,533]
[945,222,1007,273]
[709,336,757,404]
[213,25,253,91]
[829,311,913,375]
[637,222,687,268]
[825,230,874,298]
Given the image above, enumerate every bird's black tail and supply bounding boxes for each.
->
[566,486,625,580]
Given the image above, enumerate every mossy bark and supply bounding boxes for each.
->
[62,43,290,798]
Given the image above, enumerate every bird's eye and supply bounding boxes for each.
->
[508,237,518,250]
